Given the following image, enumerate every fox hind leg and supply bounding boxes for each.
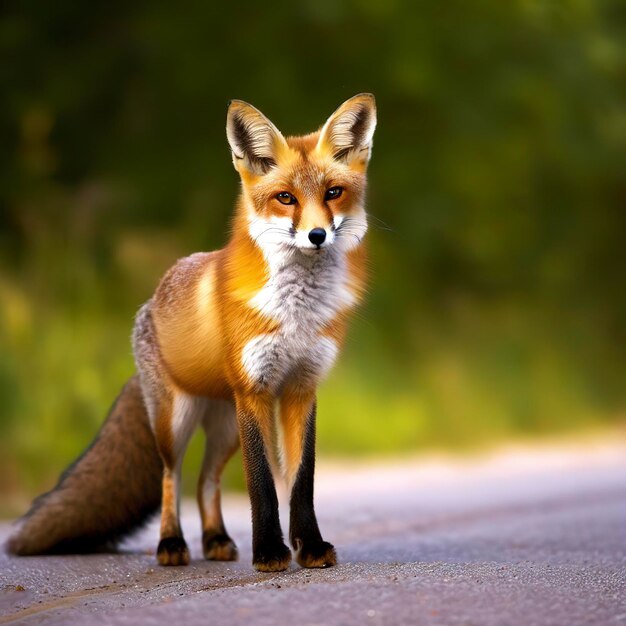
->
[133,302,200,566]
[198,400,240,561]
[134,303,191,565]
[153,392,203,566]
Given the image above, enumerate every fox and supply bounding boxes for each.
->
[6,93,376,572]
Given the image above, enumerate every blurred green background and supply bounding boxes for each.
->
[1,0,625,511]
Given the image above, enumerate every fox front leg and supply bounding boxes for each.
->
[280,391,337,568]
[236,393,291,572]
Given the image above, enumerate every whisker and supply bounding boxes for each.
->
[252,226,293,245]
[335,229,363,245]
[366,212,394,232]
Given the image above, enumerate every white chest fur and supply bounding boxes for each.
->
[241,247,354,391]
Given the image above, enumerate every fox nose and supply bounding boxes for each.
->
[308,228,327,246]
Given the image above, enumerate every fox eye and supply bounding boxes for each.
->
[276,192,297,205]
[325,186,343,201]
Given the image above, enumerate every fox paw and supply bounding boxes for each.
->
[202,531,238,561]
[294,539,337,568]
[253,541,292,572]
[157,536,190,566]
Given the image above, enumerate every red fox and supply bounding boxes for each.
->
[7,94,376,572]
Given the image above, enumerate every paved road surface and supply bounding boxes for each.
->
[1,444,625,625]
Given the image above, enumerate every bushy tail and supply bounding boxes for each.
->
[6,375,163,555]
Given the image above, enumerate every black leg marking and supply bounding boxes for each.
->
[238,411,291,572]
[289,402,337,568]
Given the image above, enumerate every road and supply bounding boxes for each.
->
[1,443,625,625]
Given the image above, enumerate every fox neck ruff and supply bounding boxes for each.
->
[234,236,355,394]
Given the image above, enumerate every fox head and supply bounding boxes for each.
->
[226,94,376,255]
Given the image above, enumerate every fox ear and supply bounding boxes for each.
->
[226,100,287,176]
[316,93,377,168]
